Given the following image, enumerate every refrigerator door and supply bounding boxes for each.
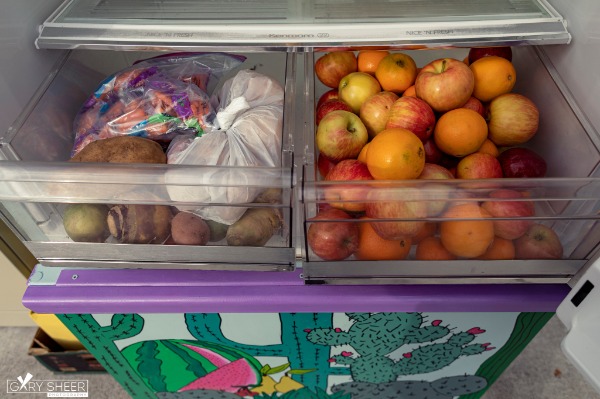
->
[557,258,600,393]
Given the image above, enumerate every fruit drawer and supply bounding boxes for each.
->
[301,45,600,284]
[0,50,298,271]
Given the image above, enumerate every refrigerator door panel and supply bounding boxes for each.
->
[557,257,600,393]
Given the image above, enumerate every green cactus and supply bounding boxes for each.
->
[58,314,153,398]
[185,313,349,389]
[306,313,490,383]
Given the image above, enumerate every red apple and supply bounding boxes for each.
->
[359,91,399,138]
[317,89,339,109]
[365,187,428,239]
[316,110,369,162]
[317,152,338,179]
[456,152,503,179]
[385,96,436,142]
[423,138,444,165]
[415,58,475,112]
[418,163,455,180]
[307,208,359,261]
[468,46,513,64]
[324,159,374,212]
[315,51,358,89]
[487,93,539,146]
[481,189,535,240]
[461,96,486,116]
[515,223,563,259]
[497,147,547,178]
[338,72,382,113]
[316,98,353,125]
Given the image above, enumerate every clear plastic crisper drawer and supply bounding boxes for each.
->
[301,45,600,284]
[36,0,570,51]
[0,50,297,271]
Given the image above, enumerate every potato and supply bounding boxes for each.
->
[70,136,166,164]
[226,208,282,247]
[107,204,172,244]
[171,212,210,245]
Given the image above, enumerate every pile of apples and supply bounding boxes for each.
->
[308,47,564,262]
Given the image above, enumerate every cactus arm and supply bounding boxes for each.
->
[100,314,144,341]
[306,329,351,347]
[329,355,356,366]
[405,325,451,344]
[447,331,478,346]
[461,343,488,356]
[345,313,371,323]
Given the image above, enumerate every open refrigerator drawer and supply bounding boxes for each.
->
[0,49,298,271]
[301,45,600,285]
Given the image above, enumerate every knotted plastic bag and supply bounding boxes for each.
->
[166,69,284,225]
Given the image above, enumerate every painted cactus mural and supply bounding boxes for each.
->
[306,312,492,383]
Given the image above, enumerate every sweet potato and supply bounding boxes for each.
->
[226,208,282,247]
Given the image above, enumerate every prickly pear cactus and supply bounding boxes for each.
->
[306,312,491,383]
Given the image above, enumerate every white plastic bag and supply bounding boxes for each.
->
[166,69,284,224]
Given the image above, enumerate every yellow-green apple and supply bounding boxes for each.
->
[365,187,428,239]
[317,152,338,179]
[385,96,436,142]
[456,152,503,179]
[375,52,418,93]
[481,189,535,240]
[497,147,547,178]
[418,163,455,216]
[317,89,339,109]
[316,98,353,125]
[338,72,382,113]
[487,93,539,146]
[315,51,358,89]
[307,208,359,261]
[415,58,474,112]
[324,159,374,212]
[461,96,486,116]
[468,46,512,64]
[359,91,399,138]
[515,223,563,259]
[316,110,369,161]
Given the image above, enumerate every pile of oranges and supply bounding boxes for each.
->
[311,47,558,262]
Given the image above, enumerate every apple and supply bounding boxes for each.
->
[515,223,563,259]
[418,163,456,216]
[415,58,474,112]
[487,93,539,146]
[481,189,535,240]
[317,152,338,179]
[317,89,339,109]
[338,72,382,113]
[359,91,399,138]
[316,98,353,125]
[461,96,486,116]
[315,51,358,89]
[468,46,512,64]
[497,147,547,178]
[324,159,374,212]
[316,110,369,162]
[307,208,359,261]
[365,187,428,239]
[385,96,436,142]
[456,152,503,179]
[423,138,444,164]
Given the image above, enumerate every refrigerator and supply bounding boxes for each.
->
[0,0,597,397]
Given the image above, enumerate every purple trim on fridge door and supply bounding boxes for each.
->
[22,268,570,314]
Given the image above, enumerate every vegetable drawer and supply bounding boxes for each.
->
[0,50,298,271]
[301,45,600,284]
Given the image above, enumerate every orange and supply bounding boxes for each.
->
[366,128,425,180]
[477,139,499,157]
[434,108,488,157]
[416,236,457,260]
[469,56,517,102]
[357,142,370,163]
[375,53,418,93]
[358,50,390,75]
[356,217,411,260]
[476,237,515,260]
[439,203,495,258]
[402,85,416,97]
[411,222,438,245]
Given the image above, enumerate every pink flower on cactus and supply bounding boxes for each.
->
[432,320,442,326]
[403,352,412,358]
[467,327,486,335]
